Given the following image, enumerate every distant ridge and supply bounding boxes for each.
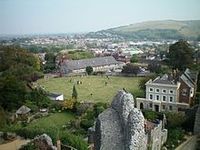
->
[86,20,200,40]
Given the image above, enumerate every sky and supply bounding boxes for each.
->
[0,0,200,35]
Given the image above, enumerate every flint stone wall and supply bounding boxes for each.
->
[94,90,147,150]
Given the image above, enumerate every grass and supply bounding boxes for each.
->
[27,112,75,130]
[3,112,75,133]
[36,76,144,103]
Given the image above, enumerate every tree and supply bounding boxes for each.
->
[72,85,78,100]
[44,53,56,73]
[167,40,194,71]
[139,75,156,91]
[122,64,140,75]
[0,45,42,82]
[130,54,138,63]
[86,66,93,75]
[148,61,161,73]
[0,106,7,128]
[0,75,26,110]
[0,46,44,111]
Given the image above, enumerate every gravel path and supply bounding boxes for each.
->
[0,138,30,150]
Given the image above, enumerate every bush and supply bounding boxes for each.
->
[86,66,93,75]
[166,128,185,149]
[49,101,63,112]
[165,112,186,129]
[94,103,107,117]
[84,109,95,120]
[62,99,76,110]
[80,119,94,130]
[60,132,88,150]
[142,110,162,121]
[19,142,38,150]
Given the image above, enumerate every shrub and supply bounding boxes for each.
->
[86,66,93,75]
[84,109,95,120]
[94,106,105,117]
[62,99,76,110]
[80,119,94,130]
[60,132,88,150]
[142,110,162,121]
[166,128,184,149]
[165,112,186,129]
[19,142,38,150]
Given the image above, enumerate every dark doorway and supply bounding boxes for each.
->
[140,103,144,109]
[154,105,159,112]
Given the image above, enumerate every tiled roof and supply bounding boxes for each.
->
[180,68,196,88]
[152,74,175,85]
[48,93,62,98]
[62,56,119,71]
[16,105,31,115]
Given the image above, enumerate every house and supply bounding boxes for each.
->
[136,74,189,112]
[179,68,198,105]
[16,105,31,118]
[60,56,125,74]
[47,93,64,101]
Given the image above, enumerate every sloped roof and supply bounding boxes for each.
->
[180,68,196,88]
[152,74,176,85]
[47,93,63,98]
[16,105,31,115]
[180,74,194,88]
[62,56,119,71]
[184,68,197,83]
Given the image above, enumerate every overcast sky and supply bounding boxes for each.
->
[0,0,200,35]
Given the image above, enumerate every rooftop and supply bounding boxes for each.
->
[62,56,120,71]
[152,74,176,85]
[47,93,63,98]
[16,105,31,115]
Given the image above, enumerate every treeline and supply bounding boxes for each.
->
[0,46,50,111]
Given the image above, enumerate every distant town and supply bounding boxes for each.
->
[0,20,200,150]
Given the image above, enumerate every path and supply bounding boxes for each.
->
[175,135,197,150]
[0,138,30,150]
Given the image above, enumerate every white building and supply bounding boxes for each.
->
[136,74,189,112]
[48,93,64,101]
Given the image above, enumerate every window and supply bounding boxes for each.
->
[149,103,152,108]
[170,97,173,102]
[156,95,159,100]
[169,105,172,110]
[156,89,160,92]
[162,89,166,93]
[182,89,187,96]
[170,90,174,94]
[162,105,165,110]
[149,88,153,92]
[150,94,153,100]
[163,96,166,101]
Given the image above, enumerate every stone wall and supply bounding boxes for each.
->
[94,90,147,150]
[148,121,167,150]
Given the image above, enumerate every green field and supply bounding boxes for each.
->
[27,112,75,130]
[36,76,144,103]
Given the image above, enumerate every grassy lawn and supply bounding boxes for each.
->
[27,112,75,130]
[36,75,144,103]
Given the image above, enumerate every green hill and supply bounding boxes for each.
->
[87,20,200,40]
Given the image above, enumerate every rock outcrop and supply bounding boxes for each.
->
[33,134,57,150]
[94,90,147,150]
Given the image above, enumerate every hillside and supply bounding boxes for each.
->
[87,20,200,40]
